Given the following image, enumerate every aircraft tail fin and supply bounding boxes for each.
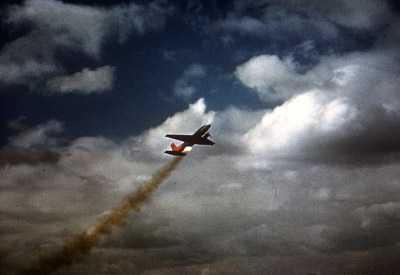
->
[171,143,182,151]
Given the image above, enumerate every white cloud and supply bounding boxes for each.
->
[236,50,400,164]
[46,66,116,94]
[235,55,313,101]
[243,91,358,161]
[235,50,400,104]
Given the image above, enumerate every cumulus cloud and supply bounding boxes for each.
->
[173,64,206,99]
[46,66,116,94]
[234,49,400,165]
[235,55,312,101]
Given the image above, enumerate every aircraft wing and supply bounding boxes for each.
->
[194,138,215,145]
[165,134,193,142]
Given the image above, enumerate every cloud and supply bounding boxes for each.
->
[235,49,400,164]
[6,0,168,57]
[0,145,60,165]
[2,5,400,268]
[0,120,63,165]
[212,0,390,37]
[1,97,400,273]
[282,0,391,30]
[0,35,59,87]
[209,4,338,41]
[46,66,116,94]
[235,55,312,101]
[173,64,206,99]
[184,64,206,78]
[0,0,169,90]
[8,120,63,149]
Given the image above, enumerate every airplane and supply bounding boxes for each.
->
[164,124,215,156]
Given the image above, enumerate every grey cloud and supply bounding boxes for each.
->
[0,35,59,86]
[229,0,390,31]
[46,66,116,94]
[1,99,400,274]
[1,0,169,90]
[210,4,338,41]
[9,119,63,149]
[109,2,171,44]
[6,0,169,57]
[7,116,29,132]
[173,64,206,99]
[6,0,108,57]
[183,64,206,78]
[0,145,60,166]
[331,202,400,252]
[282,0,391,30]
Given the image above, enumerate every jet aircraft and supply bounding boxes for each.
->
[164,124,214,156]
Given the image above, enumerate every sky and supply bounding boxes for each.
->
[1,0,400,274]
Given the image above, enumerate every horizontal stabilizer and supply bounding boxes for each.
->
[165,134,193,142]
[164,151,186,156]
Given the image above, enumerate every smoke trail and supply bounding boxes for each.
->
[24,157,183,274]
